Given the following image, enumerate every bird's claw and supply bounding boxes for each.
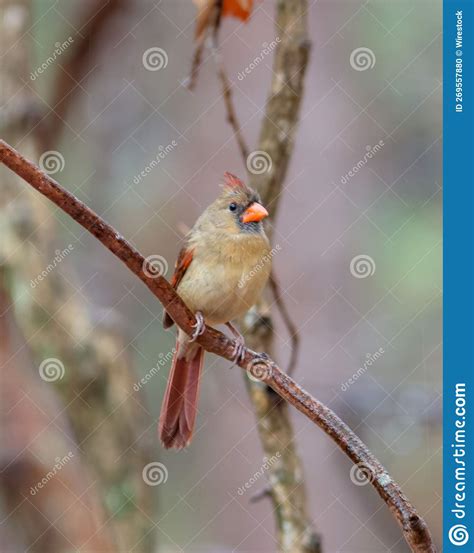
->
[225,321,247,368]
[231,336,247,366]
[190,311,205,342]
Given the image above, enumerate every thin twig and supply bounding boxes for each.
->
[213,54,249,161]
[269,272,299,375]
[187,37,206,91]
[0,139,437,553]
[187,0,223,90]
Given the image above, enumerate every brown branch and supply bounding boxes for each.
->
[187,36,206,91]
[213,54,249,161]
[187,0,222,90]
[268,272,299,376]
[0,139,436,553]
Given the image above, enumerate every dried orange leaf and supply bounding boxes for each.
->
[222,0,253,21]
[192,0,253,40]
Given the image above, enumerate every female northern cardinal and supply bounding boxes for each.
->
[159,172,271,448]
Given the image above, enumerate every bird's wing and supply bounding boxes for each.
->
[170,246,194,289]
[163,246,194,329]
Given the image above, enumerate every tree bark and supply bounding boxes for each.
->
[0,2,154,551]
[240,1,319,551]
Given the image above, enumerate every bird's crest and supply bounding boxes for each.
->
[222,172,248,193]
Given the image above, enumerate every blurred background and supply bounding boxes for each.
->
[0,0,442,552]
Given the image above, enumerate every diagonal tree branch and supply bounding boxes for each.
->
[0,139,436,553]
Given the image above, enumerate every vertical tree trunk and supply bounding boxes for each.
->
[242,1,320,552]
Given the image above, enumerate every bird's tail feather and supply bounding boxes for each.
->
[159,340,204,449]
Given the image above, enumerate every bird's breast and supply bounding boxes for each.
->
[177,236,271,325]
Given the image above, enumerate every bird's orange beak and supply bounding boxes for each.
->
[241,202,269,223]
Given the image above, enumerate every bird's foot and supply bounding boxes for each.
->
[190,311,205,342]
[231,334,247,365]
[226,322,247,366]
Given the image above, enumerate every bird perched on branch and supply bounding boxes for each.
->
[160,172,271,448]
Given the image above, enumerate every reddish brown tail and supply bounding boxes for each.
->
[159,341,204,449]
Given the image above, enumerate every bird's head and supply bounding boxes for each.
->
[203,172,268,236]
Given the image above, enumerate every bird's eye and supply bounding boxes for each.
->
[228,203,237,212]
